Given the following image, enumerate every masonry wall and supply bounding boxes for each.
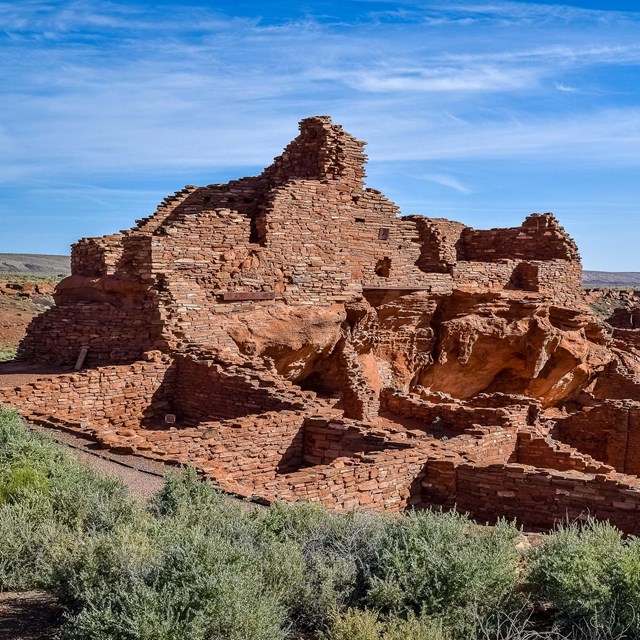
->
[133,410,310,488]
[553,400,640,476]
[409,217,466,273]
[382,391,531,432]
[459,214,580,263]
[0,356,173,431]
[451,464,640,534]
[20,117,587,365]
[172,356,306,422]
[451,259,582,301]
[272,446,428,511]
[302,417,409,466]
[515,431,613,473]
[18,301,162,366]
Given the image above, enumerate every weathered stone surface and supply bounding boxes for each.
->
[4,116,640,532]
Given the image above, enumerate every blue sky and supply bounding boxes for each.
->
[1,0,640,270]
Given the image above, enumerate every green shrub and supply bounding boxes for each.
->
[0,407,143,591]
[366,510,521,634]
[528,519,640,638]
[12,404,640,640]
[612,537,640,635]
[324,608,449,640]
[253,501,395,632]
[56,524,287,640]
[0,460,50,503]
[0,347,16,363]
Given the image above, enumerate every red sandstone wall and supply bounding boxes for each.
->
[554,400,640,476]
[18,301,162,366]
[172,356,306,422]
[459,214,579,263]
[515,431,613,473]
[451,463,640,534]
[382,391,530,432]
[20,117,587,366]
[157,411,309,487]
[0,357,173,430]
[272,446,427,511]
[302,417,410,466]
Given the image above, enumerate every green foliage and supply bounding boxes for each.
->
[324,608,382,640]
[0,407,143,590]
[324,608,449,640]
[56,525,287,640]
[6,405,640,640]
[529,519,640,638]
[0,347,16,363]
[253,501,395,632]
[0,460,50,503]
[366,509,521,634]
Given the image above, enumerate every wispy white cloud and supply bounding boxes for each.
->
[363,108,640,163]
[555,82,578,93]
[421,173,472,194]
[1,1,640,185]
[1,0,640,266]
[337,64,536,92]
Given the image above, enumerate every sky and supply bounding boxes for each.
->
[1,0,640,270]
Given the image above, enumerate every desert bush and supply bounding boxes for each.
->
[252,500,395,632]
[0,407,143,590]
[56,523,288,640]
[0,347,16,363]
[529,519,640,638]
[8,406,640,640]
[323,608,449,640]
[366,509,521,635]
[52,469,295,639]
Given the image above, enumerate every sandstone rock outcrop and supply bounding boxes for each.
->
[3,116,640,532]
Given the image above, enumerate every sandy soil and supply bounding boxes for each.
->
[0,278,57,357]
[0,297,39,354]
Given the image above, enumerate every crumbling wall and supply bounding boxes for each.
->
[382,391,531,432]
[553,400,640,476]
[21,116,586,366]
[5,115,624,533]
[18,301,161,366]
[459,213,579,263]
[302,417,409,466]
[409,217,466,274]
[172,356,306,422]
[0,356,174,430]
[515,431,613,473]
[449,463,640,534]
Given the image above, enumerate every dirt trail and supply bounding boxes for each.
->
[0,592,62,640]
[0,361,70,389]
[29,424,167,501]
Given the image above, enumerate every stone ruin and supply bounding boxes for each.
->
[3,116,640,532]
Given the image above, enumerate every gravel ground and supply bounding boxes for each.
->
[0,360,69,390]
[0,592,63,640]
[29,424,167,502]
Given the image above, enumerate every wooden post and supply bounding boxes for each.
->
[74,346,89,371]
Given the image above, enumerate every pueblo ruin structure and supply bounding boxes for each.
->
[4,116,640,532]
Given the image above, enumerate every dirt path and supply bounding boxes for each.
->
[29,424,167,502]
[0,592,63,640]
[0,360,70,389]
